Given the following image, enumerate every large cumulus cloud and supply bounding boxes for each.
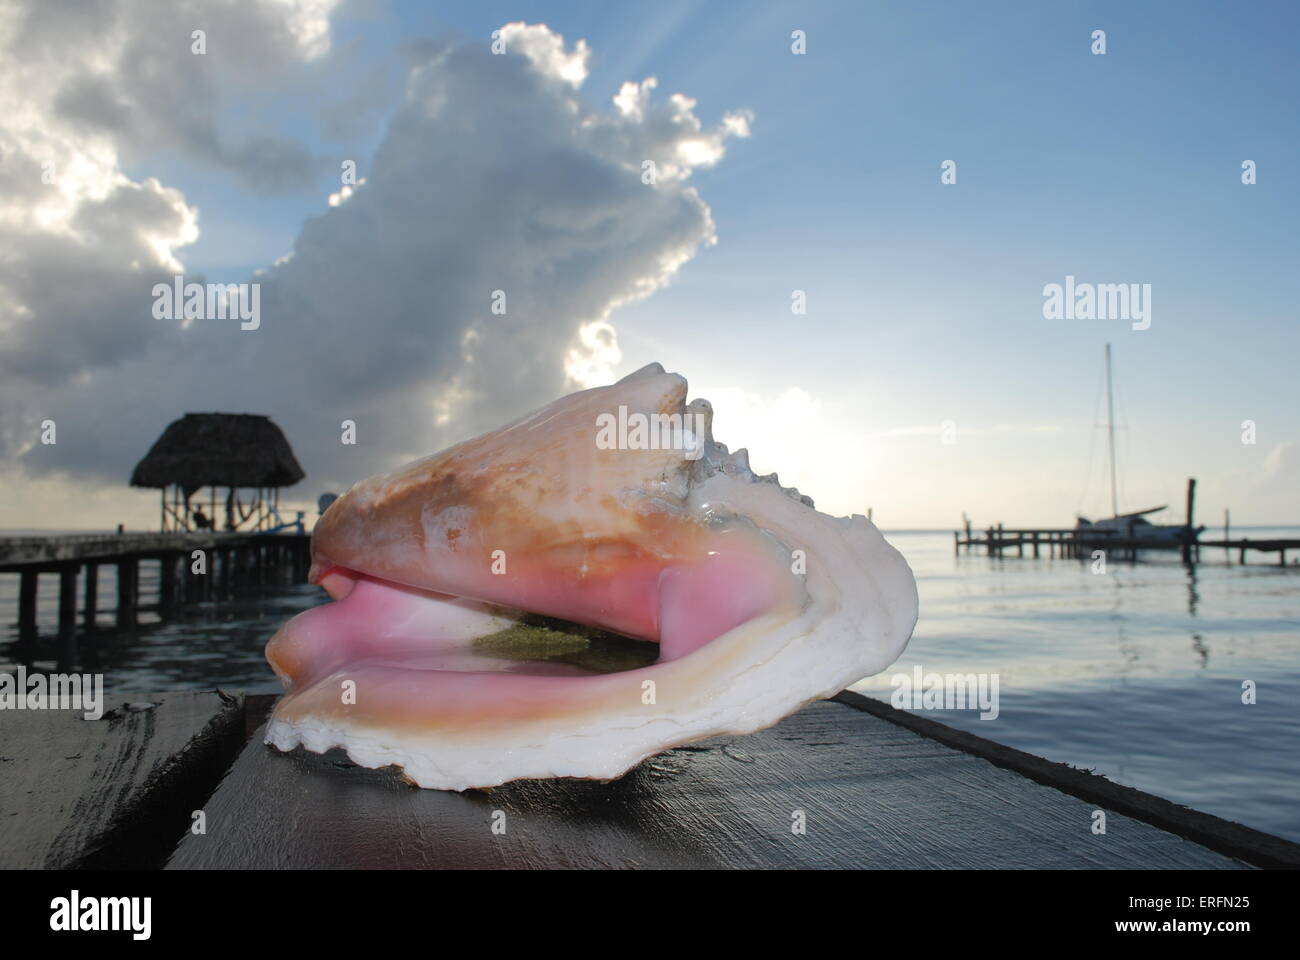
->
[0,10,751,519]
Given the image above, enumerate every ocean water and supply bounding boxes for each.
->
[853,528,1300,846]
[2,527,1298,843]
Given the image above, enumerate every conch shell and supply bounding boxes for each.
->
[264,363,917,790]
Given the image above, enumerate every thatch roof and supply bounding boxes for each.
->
[130,413,305,492]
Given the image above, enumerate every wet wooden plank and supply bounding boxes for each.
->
[167,698,1247,870]
[0,690,245,869]
[836,690,1300,868]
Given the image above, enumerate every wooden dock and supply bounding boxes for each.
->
[1198,538,1298,566]
[954,526,1108,559]
[956,477,1297,566]
[1,533,312,667]
[0,690,247,869]
[6,687,1298,869]
[955,525,1299,566]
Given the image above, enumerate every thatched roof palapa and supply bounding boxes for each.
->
[130,413,305,494]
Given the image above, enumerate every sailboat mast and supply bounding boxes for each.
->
[1105,342,1118,518]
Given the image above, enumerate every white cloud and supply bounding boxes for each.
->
[1,0,341,190]
[499,21,591,88]
[0,0,343,388]
[0,16,753,524]
[604,78,752,181]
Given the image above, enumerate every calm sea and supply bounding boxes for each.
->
[2,526,1298,843]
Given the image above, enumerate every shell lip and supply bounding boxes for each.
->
[270,513,808,700]
[267,569,654,696]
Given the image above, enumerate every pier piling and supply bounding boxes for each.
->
[159,555,178,607]
[18,570,37,643]
[116,558,138,631]
[58,565,78,667]
[83,562,98,633]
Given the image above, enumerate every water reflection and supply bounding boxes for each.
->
[1185,561,1200,617]
[1190,632,1209,668]
[2,581,325,695]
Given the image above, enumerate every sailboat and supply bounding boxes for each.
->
[1074,344,1204,548]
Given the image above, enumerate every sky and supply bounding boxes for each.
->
[1,0,1296,532]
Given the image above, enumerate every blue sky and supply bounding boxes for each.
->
[4,0,1297,529]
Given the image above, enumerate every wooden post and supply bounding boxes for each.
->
[83,562,98,632]
[19,570,38,642]
[1182,477,1197,563]
[1032,532,1040,558]
[1240,539,1248,565]
[159,554,177,606]
[117,558,138,630]
[58,564,79,669]
[1224,509,1231,563]
[219,548,231,598]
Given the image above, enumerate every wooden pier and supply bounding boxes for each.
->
[956,476,1297,566]
[955,525,1299,566]
[5,687,1298,869]
[1,533,312,667]
[1198,538,1298,566]
[954,525,1119,560]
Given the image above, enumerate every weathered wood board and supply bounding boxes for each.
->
[0,690,245,869]
[167,697,1247,870]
